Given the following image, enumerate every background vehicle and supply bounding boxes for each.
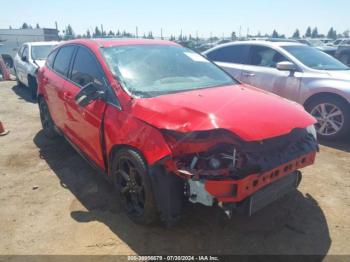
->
[335,39,350,66]
[204,41,350,140]
[297,39,337,56]
[37,39,317,226]
[14,41,58,98]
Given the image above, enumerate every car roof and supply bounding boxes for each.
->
[62,38,179,48]
[24,41,60,46]
[209,40,305,50]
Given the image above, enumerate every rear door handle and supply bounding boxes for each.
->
[242,72,255,77]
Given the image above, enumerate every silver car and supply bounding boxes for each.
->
[204,41,350,140]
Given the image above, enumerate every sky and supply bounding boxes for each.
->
[1,0,349,38]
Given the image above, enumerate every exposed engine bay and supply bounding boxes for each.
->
[150,127,318,225]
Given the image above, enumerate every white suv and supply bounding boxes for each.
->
[14,41,58,98]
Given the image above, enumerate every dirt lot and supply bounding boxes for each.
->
[0,80,350,256]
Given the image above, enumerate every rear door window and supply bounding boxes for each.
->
[206,45,249,64]
[53,45,76,76]
[70,46,104,88]
[247,45,288,68]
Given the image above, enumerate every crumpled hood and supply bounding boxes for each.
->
[131,84,316,141]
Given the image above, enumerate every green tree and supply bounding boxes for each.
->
[343,30,350,38]
[86,30,91,38]
[36,23,40,29]
[272,29,279,38]
[305,27,312,38]
[93,26,101,37]
[327,27,337,39]
[311,27,318,38]
[292,29,300,39]
[231,31,237,40]
[21,22,29,29]
[63,25,75,40]
[147,31,154,39]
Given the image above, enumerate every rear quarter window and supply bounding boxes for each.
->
[206,45,249,64]
[46,48,59,68]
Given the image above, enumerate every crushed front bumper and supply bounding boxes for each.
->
[204,151,316,203]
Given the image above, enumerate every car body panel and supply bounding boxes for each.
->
[131,84,316,141]
[14,41,58,87]
[204,41,350,105]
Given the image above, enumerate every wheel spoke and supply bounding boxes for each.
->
[327,110,342,119]
[329,120,341,131]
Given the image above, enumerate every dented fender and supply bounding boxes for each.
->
[104,105,172,167]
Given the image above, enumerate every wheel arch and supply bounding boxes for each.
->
[108,144,149,175]
[303,92,350,109]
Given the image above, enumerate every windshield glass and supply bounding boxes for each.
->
[31,45,56,60]
[101,45,236,98]
[283,45,349,70]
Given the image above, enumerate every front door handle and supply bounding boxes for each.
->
[242,72,255,77]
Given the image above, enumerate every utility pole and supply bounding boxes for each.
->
[136,26,138,38]
[247,27,250,37]
[239,25,242,39]
[161,28,163,39]
[101,24,104,36]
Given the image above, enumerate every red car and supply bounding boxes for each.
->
[37,39,318,226]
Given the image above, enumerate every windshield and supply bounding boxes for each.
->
[31,45,56,60]
[101,45,236,98]
[283,45,350,70]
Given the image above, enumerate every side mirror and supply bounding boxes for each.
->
[75,82,105,107]
[21,56,27,62]
[276,61,297,72]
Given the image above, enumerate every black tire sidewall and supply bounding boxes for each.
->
[306,96,350,140]
[111,149,158,225]
[38,97,57,139]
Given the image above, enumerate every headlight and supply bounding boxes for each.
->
[306,124,317,140]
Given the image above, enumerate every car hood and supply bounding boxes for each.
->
[326,70,350,81]
[131,84,316,141]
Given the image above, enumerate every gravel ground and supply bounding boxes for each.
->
[0,81,349,256]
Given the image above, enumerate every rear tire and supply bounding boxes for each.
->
[28,75,38,100]
[306,96,350,140]
[38,97,58,139]
[14,68,23,87]
[111,148,158,225]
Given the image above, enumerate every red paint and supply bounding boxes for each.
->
[205,151,316,202]
[38,39,317,204]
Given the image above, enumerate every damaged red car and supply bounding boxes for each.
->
[37,39,318,225]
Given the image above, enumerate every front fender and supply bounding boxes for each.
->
[300,79,350,105]
[104,106,172,167]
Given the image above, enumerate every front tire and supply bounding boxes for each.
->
[111,149,158,225]
[306,96,350,140]
[38,97,58,139]
[28,75,38,99]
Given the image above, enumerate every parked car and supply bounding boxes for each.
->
[335,39,350,66]
[297,39,337,56]
[37,39,318,225]
[331,38,348,47]
[14,41,58,98]
[204,41,350,140]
